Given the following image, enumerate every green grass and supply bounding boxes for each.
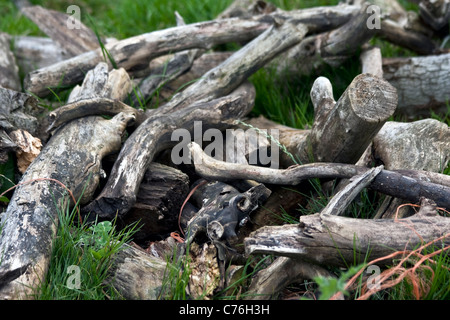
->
[1,0,449,301]
[36,194,138,300]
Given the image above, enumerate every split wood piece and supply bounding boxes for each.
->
[9,129,42,174]
[127,12,202,108]
[0,59,137,299]
[379,19,438,55]
[21,5,99,56]
[276,4,376,76]
[0,87,40,136]
[105,243,167,300]
[372,119,450,218]
[245,256,335,300]
[47,98,144,133]
[360,46,383,78]
[0,33,21,91]
[81,81,256,220]
[151,52,233,108]
[418,0,450,31]
[149,20,308,116]
[187,142,450,210]
[245,197,450,268]
[23,17,269,97]
[121,162,190,241]
[67,62,133,103]
[24,4,359,97]
[0,112,134,300]
[298,73,397,164]
[321,166,383,216]
[383,53,450,118]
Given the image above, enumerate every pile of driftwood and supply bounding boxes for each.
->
[0,0,449,299]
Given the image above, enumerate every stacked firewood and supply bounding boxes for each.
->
[0,0,448,299]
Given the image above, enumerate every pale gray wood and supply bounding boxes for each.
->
[245,198,450,267]
[21,5,99,56]
[0,33,21,91]
[149,20,308,116]
[297,73,397,164]
[187,141,450,209]
[383,53,450,118]
[24,4,359,97]
[82,82,256,220]
[0,62,135,300]
[105,244,167,300]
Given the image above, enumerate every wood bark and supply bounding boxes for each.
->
[81,82,256,219]
[0,113,133,299]
[187,141,450,210]
[121,162,190,241]
[297,73,397,164]
[149,52,233,108]
[0,33,21,91]
[372,119,450,218]
[276,4,376,75]
[0,32,22,91]
[21,5,99,56]
[0,63,135,299]
[149,20,308,116]
[379,19,438,55]
[0,87,40,136]
[382,53,450,118]
[360,46,383,78]
[245,198,450,268]
[106,244,167,300]
[245,256,334,300]
[24,4,358,97]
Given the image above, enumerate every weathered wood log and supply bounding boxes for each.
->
[0,33,21,91]
[187,142,450,210]
[372,119,450,218]
[105,243,167,300]
[245,256,334,300]
[0,112,134,299]
[24,4,359,97]
[21,5,99,56]
[127,12,201,108]
[321,166,383,216]
[360,46,383,77]
[121,162,190,241]
[150,52,233,107]
[149,20,308,116]
[9,129,42,174]
[67,62,132,103]
[276,4,376,75]
[0,61,136,299]
[0,87,40,136]
[82,82,256,219]
[382,53,450,118]
[245,197,450,268]
[47,97,144,133]
[297,73,397,164]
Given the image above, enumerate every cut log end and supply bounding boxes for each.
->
[348,74,398,122]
